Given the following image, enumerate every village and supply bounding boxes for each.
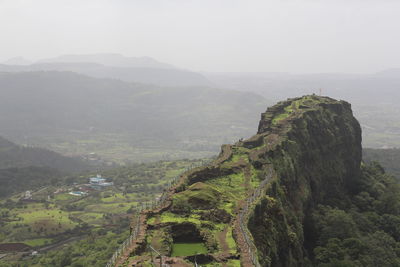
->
[21,174,114,202]
[0,160,197,265]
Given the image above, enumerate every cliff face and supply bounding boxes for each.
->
[247,96,362,266]
[129,95,363,267]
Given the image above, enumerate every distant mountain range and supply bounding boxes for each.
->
[1,54,211,87]
[2,56,32,65]
[2,53,399,149]
[0,71,269,162]
[38,53,176,69]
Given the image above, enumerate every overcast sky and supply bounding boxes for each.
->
[0,0,399,73]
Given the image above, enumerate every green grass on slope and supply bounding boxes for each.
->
[21,238,53,247]
[171,242,208,257]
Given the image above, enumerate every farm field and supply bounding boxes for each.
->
[0,159,207,267]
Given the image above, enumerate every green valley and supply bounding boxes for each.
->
[0,159,206,267]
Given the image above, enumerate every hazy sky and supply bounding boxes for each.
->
[1,0,399,73]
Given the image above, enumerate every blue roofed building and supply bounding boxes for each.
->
[89,174,113,188]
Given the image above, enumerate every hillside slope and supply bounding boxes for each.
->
[123,95,400,266]
[0,136,89,173]
[0,136,91,198]
[0,71,269,162]
[0,166,61,198]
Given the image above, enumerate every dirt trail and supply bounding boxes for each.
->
[233,218,254,267]
[154,215,161,225]
[38,236,84,252]
[218,226,230,254]
[117,170,197,266]
[243,165,252,192]
[217,226,230,267]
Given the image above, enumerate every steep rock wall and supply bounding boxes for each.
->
[127,95,363,267]
[248,96,362,266]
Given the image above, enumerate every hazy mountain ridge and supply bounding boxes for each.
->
[38,53,176,69]
[2,56,32,66]
[0,53,211,87]
[4,54,399,149]
[0,71,270,162]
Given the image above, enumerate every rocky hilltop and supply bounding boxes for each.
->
[248,96,361,266]
[119,95,400,267]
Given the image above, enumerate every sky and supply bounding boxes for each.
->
[0,0,399,73]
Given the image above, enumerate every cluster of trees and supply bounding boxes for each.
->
[0,166,61,198]
[103,159,199,191]
[103,162,169,186]
[14,229,128,267]
[306,162,400,266]
[363,148,400,179]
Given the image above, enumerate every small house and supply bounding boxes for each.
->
[89,174,113,188]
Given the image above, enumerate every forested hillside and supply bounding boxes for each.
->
[0,136,89,173]
[0,136,91,198]
[0,166,61,198]
[304,162,400,266]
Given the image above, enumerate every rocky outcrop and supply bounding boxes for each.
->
[130,95,363,267]
[248,95,362,266]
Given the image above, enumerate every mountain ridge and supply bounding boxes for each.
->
[38,53,176,69]
[0,71,269,162]
[0,53,212,87]
[118,95,400,266]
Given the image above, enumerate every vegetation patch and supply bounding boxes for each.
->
[226,227,237,254]
[171,183,224,212]
[0,159,203,266]
[226,259,241,267]
[171,242,208,257]
[22,238,53,247]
